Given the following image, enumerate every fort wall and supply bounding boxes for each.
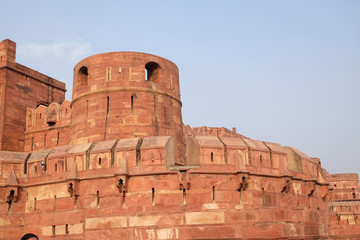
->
[0,39,66,152]
[0,40,359,240]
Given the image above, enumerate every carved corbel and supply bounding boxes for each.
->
[5,187,18,203]
[306,181,317,197]
[281,178,291,194]
[67,180,79,197]
[5,169,19,202]
[66,161,80,197]
[117,177,127,194]
[178,169,191,190]
[321,186,332,202]
[237,174,249,192]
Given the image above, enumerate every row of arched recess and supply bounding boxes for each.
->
[27,101,71,126]
[77,62,161,86]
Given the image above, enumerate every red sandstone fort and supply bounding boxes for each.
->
[0,39,359,239]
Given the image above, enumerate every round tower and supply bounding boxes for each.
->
[70,52,185,164]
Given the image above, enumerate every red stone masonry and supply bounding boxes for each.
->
[0,39,359,240]
[0,39,66,152]
[70,52,185,165]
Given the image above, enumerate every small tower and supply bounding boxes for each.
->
[70,52,185,165]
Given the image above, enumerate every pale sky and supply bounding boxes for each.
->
[1,1,359,176]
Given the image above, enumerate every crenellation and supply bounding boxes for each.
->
[0,40,359,240]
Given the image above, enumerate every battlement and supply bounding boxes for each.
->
[0,41,359,240]
[24,101,71,151]
[3,135,326,185]
[185,125,247,138]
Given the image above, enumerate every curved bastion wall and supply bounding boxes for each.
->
[0,40,360,240]
[70,52,185,165]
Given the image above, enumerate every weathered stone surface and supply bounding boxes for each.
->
[0,39,359,240]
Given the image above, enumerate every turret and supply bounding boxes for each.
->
[70,52,185,165]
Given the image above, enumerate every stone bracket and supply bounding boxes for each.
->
[117,176,128,193]
[321,185,332,202]
[5,186,18,203]
[281,178,291,193]
[67,180,79,197]
[178,169,191,190]
[306,181,317,197]
[237,174,249,192]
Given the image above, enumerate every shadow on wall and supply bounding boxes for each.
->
[21,233,39,240]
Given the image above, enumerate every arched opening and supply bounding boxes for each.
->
[21,233,39,240]
[131,93,137,116]
[78,66,88,86]
[145,62,161,82]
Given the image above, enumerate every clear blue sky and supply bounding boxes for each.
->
[1,1,359,175]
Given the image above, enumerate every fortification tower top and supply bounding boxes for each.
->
[70,52,185,165]
[72,52,180,100]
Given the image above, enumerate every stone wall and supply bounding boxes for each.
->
[0,41,359,239]
[0,39,66,152]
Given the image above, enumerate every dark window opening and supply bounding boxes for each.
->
[31,137,34,150]
[131,93,137,116]
[34,166,37,173]
[131,95,134,115]
[212,186,215,203]
[98,158,102,165]
[145,62,161,82]
[211,152,214,162]
[78,66,88,86]
[55,163,57,172]
[52,225,55,236]
[96,191,100,207]
[39,113,42,119]
[152,188,155,206]
[260,155,263,165]
[106,96,110,115]
[65,224,69,234]
[353,193,356,199]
